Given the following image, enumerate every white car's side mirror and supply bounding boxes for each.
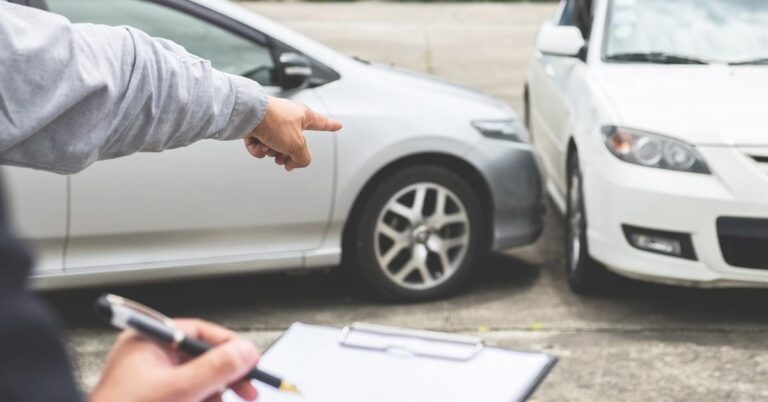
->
[536,23,586,58]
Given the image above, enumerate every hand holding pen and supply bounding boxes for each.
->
[91,294,300,402]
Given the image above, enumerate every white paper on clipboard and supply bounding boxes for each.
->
[223,323,556,402]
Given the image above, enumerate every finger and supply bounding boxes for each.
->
[303,107,343,132]
[111,328,160,355]
[114,328,140,346]
[266,148,277,157]
[204,393,223,402]
[275,154,287,166]
[284,157,298,172]
[287,145,311,169]
[252,144,269,158]
[172,339,259,401]
[231,379,258,402]
[244,139,267,158]
[244,137,258,151]
[174,319,235,345]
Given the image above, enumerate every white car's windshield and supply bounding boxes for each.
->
[604,0,768,65]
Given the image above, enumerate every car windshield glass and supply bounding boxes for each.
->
[604,0,768,64]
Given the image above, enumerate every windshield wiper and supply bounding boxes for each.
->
[729,57,768,65]
[605,52,709,65]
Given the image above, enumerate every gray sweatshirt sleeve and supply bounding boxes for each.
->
[0,2,269,174]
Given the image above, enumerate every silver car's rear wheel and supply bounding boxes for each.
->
[374,183,470,290]
[347,165,483,301]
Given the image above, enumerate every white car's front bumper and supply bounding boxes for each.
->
[583,145,768,287]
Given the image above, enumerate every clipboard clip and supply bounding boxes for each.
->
[339,322,485,362]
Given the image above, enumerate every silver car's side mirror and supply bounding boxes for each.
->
[279,52,313,90]
[536,23,585,58]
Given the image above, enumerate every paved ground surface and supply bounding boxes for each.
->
[45,3,768,402]
[244,1,556,112]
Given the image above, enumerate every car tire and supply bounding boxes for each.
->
[347,165,483,302]
[523,86,531,131]
[566,151,612,294]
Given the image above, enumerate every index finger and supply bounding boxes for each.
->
[303,108,343,132]
[174,318,235,345]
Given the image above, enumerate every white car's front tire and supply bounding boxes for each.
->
[566,151,613,294]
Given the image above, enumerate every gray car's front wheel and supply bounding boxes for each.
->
[349,165,483,301]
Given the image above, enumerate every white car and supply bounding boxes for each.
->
[526,0,768,293]
[8,0,544,301]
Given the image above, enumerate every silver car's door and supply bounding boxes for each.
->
[529,0,593,195]
[46,0,334,272]
[3,167,67,274]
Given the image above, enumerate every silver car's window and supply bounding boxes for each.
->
[47,0,277,85]
[604,0,768,64]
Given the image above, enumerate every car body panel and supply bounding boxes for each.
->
[65,89,333,272]
[26,0,544,289]
[465,138,545,249]
[315,61,517,220]
[527,0,768,288]
[591,64,768,146]
[4,167,67,273]
[528,45,590,197]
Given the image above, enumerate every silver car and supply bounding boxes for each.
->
[14,0,544,301]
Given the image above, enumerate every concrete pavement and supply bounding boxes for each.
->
[55,202,768,401]
[243,1,556,112]
[47,3,768,402]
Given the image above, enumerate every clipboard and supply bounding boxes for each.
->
[224,322,557,402]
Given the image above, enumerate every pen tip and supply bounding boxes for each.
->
[279,382,302,395]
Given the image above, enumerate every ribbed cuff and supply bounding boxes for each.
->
[213,73,269,141]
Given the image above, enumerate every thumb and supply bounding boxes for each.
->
[172,339,259,400]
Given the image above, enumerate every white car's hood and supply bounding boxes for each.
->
[594,64,768,146]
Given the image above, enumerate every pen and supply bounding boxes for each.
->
[95,293,301,395]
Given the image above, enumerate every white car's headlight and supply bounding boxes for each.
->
[472,119,528,142]
[602,126,710,174]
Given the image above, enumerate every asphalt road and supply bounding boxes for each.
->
[44,3,768,402]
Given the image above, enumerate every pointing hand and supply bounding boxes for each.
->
[245,96,342,171]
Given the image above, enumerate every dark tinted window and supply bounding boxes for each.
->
[560,0,594,39]
[47,0,277,85]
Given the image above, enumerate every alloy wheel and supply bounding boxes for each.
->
[374,182,470,290]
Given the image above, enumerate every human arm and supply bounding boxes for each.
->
[0,2,340,174]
